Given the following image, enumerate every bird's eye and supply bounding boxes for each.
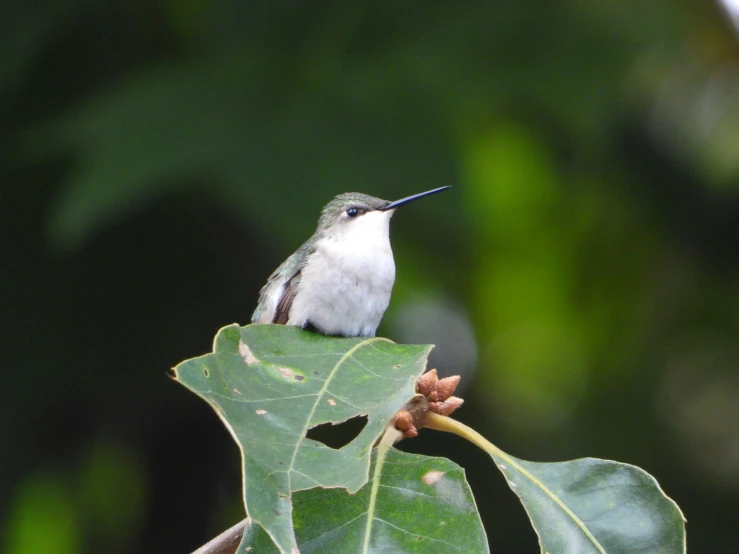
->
[346,207,359,217]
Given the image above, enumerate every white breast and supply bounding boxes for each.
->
[288,210,396,337]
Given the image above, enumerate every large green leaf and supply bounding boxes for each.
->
[238,447,489,554]
[492,452,686,553]
[173,324,432,554]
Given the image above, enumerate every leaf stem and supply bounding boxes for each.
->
[424,411,503,456]
[191,517,249,554]
[424,412,607,554]
[361,425,403,554]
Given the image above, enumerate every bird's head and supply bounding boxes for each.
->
[315,187,450,237]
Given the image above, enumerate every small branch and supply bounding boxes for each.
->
[424,411,529,472]
[192,518,249,554]
[424,411,501,456]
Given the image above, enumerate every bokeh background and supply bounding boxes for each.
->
[3,1,739,552]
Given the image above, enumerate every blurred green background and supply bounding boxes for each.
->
[3,1,739,552]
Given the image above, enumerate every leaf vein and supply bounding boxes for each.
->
[378,484,436,499]
[297,512,367,549]
[373,518,463,551]
[208,391,317,404]
[353,355,405,381]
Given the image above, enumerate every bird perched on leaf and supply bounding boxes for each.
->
[252,187,450,337]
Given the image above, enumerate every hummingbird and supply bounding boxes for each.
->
[252,186,450,337]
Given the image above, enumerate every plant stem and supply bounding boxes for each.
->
[424,411,505,456]
[361,425,403,554]
[191,517,249,554]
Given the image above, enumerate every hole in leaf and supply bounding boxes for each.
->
[203,368,209,377]
[306,415,368,450]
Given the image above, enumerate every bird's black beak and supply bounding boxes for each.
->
[381,186,451,211]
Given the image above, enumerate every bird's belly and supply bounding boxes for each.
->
[289,249,395,337]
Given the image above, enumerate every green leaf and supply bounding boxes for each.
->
[492,452,686,553]
[173,324,432,554]
[239,447,489,554]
